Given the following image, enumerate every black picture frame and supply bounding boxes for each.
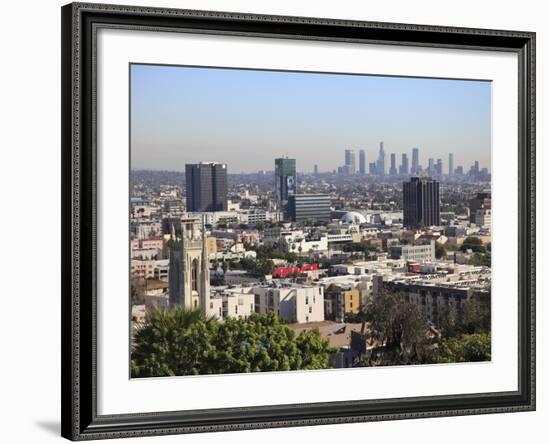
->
[61,2,536,440]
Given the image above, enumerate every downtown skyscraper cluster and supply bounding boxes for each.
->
[337,145,488,181]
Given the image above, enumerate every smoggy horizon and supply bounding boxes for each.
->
[131,64,492,174]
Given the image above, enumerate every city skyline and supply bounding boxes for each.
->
[131,64,492,173]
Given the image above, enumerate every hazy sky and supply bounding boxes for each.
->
[130,64,491,173]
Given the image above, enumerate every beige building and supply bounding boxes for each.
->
[253,285,325,324]
[131,259,155,279]
[475,208,492,230]
[167,217,210,313]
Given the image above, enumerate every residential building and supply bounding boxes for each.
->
[324,286,361,321]
[253,285,325,323]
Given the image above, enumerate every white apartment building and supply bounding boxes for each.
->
[389,241,435,262]
[206,288,255,321]
[253,286,325,323]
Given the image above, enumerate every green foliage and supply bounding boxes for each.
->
[434,290,491,339]
[468,252,491,267]
[248,244,297,262]
[434,333,491,363]
[460,236,486,253]
[131,307,334,377]
[435,242,447,259]
[361,291,433,365]
[240,257,275,276]
[342,242,378,254]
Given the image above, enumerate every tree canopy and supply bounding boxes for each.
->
[131,307,335,377]
[361,291,433,366]
[435,333,491,363]
[460,236,486,253]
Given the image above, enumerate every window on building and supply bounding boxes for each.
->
[191,259,199,292]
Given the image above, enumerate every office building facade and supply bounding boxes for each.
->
[403,177,441,228]
[376,142,385,175]
[400,153,409,175]
[288,194,331,222]
[411,147,419,174]
[359,149,366,175]
[344,149,356,175]
[274,157,297,208]
[185,162,228,212]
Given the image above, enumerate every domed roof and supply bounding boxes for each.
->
[340,212,367,224]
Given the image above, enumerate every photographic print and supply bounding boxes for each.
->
[129,64,492,378]
[62,5,536,438]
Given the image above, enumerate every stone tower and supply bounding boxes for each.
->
[168,215,210,313]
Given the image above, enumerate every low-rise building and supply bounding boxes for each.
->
[253,285,325,323]
[390,241,435,262]
[206,288,256,321]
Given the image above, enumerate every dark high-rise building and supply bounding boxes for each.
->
[344,149,356,175]
[389,153,397,176]
[403,177,441,228]
[411,147,419,174]
[376,142,385,175]
[359,150,366,175]
[314,164,319,175]
[288,194,331,222]
[369,162,377,175]
[400,153,409,175]
[455,166,464,176]
[448,153,454,177]
[275,157,297,209]
[185,162,228,212]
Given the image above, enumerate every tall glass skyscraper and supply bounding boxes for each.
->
[344,149,356,175]
[389,153,397,175]
[185,162,228,212]
[400,153,409,175]
[403,177,440,228]
[411,147,419,174]
[359,150,366,175]
[376,142,385,175]
[275,157,297,207]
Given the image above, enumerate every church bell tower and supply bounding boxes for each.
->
[168,216,210,313]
